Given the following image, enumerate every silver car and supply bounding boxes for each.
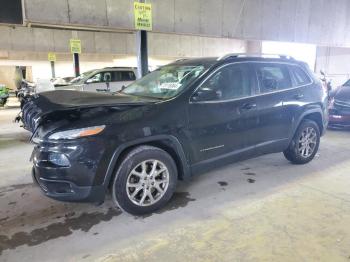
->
[59,67,137,93]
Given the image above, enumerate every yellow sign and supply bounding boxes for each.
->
[48,52,56,62]
[134,2,152,31]
[70,39,81,54]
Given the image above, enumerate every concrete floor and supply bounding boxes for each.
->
[1,108,350,262]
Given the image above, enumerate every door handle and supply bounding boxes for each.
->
[294,94,304,100]
[240,103,257,110]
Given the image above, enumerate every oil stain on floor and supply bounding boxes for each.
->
[0,183,33,195]
[217,181,228,187]
[244,172,256,176]
[0,208,121,255]
[141,192,196,218]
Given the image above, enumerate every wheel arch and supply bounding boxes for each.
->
[293,108,325,139]
[103,135,191,189]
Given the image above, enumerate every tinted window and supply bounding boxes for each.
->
[195,64,252,101]
[111,71,136,82]
[121,71,136,81]
[256,64,292,93]
[290,66,311,86]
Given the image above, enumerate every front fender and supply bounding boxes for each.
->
[102,135,191,189]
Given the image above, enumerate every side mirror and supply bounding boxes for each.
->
[320,70,325,76]
[192,87,219,102]
[85,78,94,84]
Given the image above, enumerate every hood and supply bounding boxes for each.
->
[335,86,350,102]
[31,90,157,112]
[21,90,157,132]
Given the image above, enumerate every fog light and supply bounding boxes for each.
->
[48,153,70,167]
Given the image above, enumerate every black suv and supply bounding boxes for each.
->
[21,54,328,215]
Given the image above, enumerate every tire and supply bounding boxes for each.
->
[283,119,320,165]
[112,145,178,215]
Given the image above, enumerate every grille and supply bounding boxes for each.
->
[334,100,350,109]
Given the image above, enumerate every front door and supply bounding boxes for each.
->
[188,63,258,164]
[83,71,111,92]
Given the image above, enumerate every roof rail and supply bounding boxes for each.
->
[217,53,295,61]
[174,58,189,62]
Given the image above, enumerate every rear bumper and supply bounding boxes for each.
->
[32,167,105,202]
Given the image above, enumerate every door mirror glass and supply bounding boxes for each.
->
[193,87,220,101]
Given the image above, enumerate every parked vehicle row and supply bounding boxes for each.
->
[0,84,9,106]
[58,67,137,93]
[328,79,350,128]
[19,54,328,215]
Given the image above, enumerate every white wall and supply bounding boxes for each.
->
[262,41,317,70]
[316,47,350,87]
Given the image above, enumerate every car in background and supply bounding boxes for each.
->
[57,67,137,93]
[328,79,350,128]
[51,77,75,87]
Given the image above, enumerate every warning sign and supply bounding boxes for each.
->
[70,39,81,54]
[134,2,152,31]
[48,52,56,62]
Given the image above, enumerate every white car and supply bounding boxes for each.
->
[57,67,137,93]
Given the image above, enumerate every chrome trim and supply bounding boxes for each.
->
[189,61,314,104]
[200,145,225,152]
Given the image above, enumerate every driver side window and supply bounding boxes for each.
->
[87,73,103,83]
[193,63,252,102]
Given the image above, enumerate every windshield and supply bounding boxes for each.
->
[121,65,207,99]
[69,70,97,84]
[344,79,350,86]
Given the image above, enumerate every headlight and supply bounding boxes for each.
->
[48,125,105,140]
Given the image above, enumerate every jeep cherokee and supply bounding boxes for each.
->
[21,54,328,215]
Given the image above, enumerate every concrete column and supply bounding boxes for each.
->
[246,40,262,54]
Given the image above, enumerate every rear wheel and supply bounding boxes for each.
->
[112,146,177,215]
[283,120,320,165]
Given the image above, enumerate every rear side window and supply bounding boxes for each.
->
[290,66,312,86]
[111,71,136,82]
[256,64,292,93]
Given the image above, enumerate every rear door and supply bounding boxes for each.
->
[283,64,315,138]
[109,70,136,92]
[188,63,259,164]
[251,63,294,149]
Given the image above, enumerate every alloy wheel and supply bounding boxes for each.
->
[126,159,169,207]
[298,127,317,158]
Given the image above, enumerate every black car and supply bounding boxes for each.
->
[21,54,328,215]
[328,79,350,128]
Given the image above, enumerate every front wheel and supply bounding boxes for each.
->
[112,146,177,215]
[283,120,320,165]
